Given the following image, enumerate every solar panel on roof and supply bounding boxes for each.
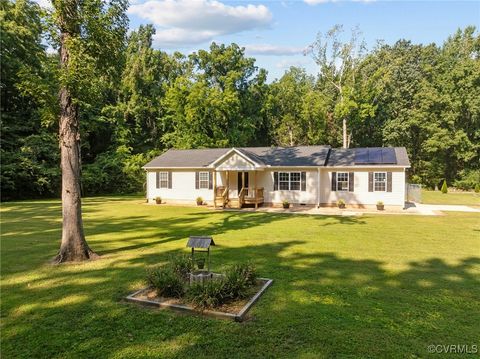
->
[381,148,397,164]
[354,148,397,165]
[368,148,383,164]
[354,148,369,164]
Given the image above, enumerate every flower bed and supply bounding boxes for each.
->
[126,278,273,322]
[125,255,272,321]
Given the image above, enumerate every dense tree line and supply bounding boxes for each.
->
[1,0,479,201]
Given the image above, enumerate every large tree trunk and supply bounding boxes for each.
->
[342,118,348,148]
[53,29,98,263]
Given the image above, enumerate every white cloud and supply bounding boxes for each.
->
[128,0,273,47]
[276,58,310,69]
[304,0,375,5]
[244,44,306,56]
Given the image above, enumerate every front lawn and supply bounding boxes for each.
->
[1,196,479,358]
[422,189,480,206]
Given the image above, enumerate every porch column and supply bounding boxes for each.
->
[317,168,321,208]
[226,171,229,200]
[213,169,217,208]
[241,171,245,193]
[254,170,258,209]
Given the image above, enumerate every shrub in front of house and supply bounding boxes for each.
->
[155,196,162,204]
[337,199,346,208]
[196,197,203,205]
[282,200,290,209]
[441,180,448,194]
[475,184,480,193]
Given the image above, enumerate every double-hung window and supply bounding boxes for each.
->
[279,172,301,191]
[279,172,290,190]
[336,172,349,192]
[374,172,387,192]
[289,172,301,190]
[198,171,210,189]
[157,171,169,188]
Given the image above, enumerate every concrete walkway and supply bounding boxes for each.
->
[405,203,480,215]
[219,203,480,216]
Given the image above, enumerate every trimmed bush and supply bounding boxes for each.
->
[147,267,185,298]
[475,184,480,193]
[441,180,448,194]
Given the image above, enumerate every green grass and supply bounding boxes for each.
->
[422,189,480,206]
[1,196,479,358]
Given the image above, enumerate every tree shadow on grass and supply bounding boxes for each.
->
[2,199,478,357]
[2,236,479,358]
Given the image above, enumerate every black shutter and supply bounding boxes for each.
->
[368,172,373,192]
[273,172,278,191]
[195,172,199,189]
[168,171,172,189]
[301,172,306,191]
[156,172,160,189]
[387,172,392,192]
[349,172,354,192]
[331,172,337,191]
[208,172,213,190]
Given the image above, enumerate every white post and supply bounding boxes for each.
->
[317,168,321,208]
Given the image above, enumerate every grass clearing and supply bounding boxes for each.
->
[1,196,479,358]
[421,189,480,206]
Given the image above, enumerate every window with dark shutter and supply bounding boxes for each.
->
[301,172,306,191]
[208,172,213,190]
[349,172,354,192]
[195,172,199,189]
[273,172,278,191]
[331,172,337,191]
[168,171,172,189]
[368,172,373,192]
[158,172,169,188]
[387,172,392,192]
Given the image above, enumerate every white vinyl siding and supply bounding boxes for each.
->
[321,168,405,206]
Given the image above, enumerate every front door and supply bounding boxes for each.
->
[237,172,249,195]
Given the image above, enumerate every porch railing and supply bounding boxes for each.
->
[239,187,246,208]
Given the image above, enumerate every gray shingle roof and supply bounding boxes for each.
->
[143,146,410,168]
[239,146,331,166]
[144,148,229,168]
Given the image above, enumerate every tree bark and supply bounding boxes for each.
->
[53,18,98,263]
[342,118,347,148]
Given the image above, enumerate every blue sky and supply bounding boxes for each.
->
[128,0,479,81]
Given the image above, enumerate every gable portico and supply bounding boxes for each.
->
[209,148,265,209]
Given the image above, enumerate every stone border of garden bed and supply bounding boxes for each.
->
[125,278,273,322]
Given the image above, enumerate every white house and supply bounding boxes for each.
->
[143,146,410,209]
